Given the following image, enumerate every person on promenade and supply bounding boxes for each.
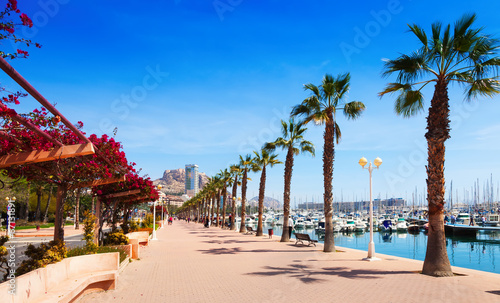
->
[451,214,456,224]
[288,217,294,240]
[470,216,474,226]
[168,216,173,225]
[481,216,486,227]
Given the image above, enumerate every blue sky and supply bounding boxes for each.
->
[3,0,500,205]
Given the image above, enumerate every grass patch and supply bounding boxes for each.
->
[14,222,74,230]
[67,245,128,263]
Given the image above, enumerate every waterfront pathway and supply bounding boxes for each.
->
[79,221,500,303]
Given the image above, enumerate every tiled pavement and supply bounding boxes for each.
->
[78,221,500,303]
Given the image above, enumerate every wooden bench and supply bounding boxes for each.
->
[245,226,256,235]
[294,233,318,246]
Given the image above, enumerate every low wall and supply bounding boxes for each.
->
[0,252,119,303]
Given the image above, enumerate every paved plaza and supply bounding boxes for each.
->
[78,221,500,303]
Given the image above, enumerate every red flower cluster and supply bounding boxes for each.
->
[7,0,17,11]
[2,93,21,104]
[1,0,40,60]
[20,13,32,28]
[0,24,14,34]
[16,49,28,57]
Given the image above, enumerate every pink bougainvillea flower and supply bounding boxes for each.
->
[20,13,33,27]
[8,0,17,10]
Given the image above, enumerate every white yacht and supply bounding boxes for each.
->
[396,217,408,232]
[294,217,305,229]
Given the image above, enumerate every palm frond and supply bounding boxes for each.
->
[465,78,500,101]
[304,83,321,98]
[379,83,413,97]
[454,13,477,38]
[334,121,341,144]
[299,141,315,157]
[343,101,366,120]
[408,24,428,50]
[394,89,424,117]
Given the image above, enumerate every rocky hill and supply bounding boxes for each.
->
[248,196,282,209]
[153,168,209,194]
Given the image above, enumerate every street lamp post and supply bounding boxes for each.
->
[152,185,162,240]
[151,200,157,240]
[359,157,382,261]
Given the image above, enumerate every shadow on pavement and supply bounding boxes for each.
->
[198,247,317,255]
[246,264,416,284]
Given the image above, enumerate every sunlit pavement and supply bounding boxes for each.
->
[77,221,500,303]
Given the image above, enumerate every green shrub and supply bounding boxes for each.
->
[67,246,128,263]
[16,240,67,276]
[142,214,153,228]
[0,236,9,282]
[82,211,97,252]
[103,230,129,246]
[129,220,139,232]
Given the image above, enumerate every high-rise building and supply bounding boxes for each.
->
[185,164,199,197]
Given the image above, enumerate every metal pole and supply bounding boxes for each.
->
[368,162,375,259]
[152,201,157,240]
[160,197,164,229]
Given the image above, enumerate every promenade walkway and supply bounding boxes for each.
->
[79,221,500,303]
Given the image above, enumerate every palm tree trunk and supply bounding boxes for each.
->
[210,194,215,227]
[42,185,53,223]
[24,182,30,221]
[323,110,335,252]
[54,184,68,241]
[239,169,248,233]
[256,166,266,236]
[75,189,81,229]
[222,185,227,228]
[281,146,294,242]
[231,176,238,230]
[35,186,42,222]
[216,190,220,227]
[422,79,453,276]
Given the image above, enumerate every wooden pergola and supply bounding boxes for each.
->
[0,56,129,240]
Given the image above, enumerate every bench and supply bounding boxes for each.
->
[0,252,119,303]
[125,231,149,246]
[294,233,318,246]
[245,226,256,235]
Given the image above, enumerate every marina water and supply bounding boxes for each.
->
[261,225,500,274]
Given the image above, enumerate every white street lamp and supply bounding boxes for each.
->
[359,157,382,261]
[158,185,164,229]
[152,185,162,240]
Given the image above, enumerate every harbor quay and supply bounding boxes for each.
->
[78,221,500,303]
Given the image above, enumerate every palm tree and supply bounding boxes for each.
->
[238,154,255,233]
[229,164,243,230]
[218,168,231,228]
[253,148,282,236]
[265,119,315,242]
[291,73,365,252]
[379,14,500,276]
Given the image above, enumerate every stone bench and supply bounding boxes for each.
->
[125,231,149,246]
[0,252,119,303]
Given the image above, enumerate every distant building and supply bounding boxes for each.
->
[185,164,199,197]
[298,202,323,210]
[297,198,406,212]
